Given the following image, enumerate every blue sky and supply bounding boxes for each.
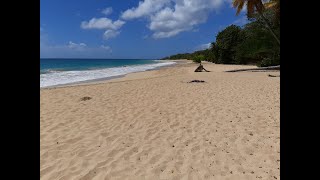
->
[40,0,248,59]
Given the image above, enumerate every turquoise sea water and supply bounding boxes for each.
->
[40,58,175,87]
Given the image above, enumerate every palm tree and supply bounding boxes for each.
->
[264,0,280,23]
[233,0,280,45]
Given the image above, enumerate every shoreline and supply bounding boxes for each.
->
[40,59,188,89]
[40,60,267,90]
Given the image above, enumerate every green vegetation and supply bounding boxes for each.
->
[233,0,279,45]
[214,25,244,64]
[161,49,214,62]
[192,55,205,63]
[162,1,280,67]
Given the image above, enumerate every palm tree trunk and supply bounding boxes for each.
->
[256,7,280,45]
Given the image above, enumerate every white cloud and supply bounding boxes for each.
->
[121,0,228,39]
[195,42,211,51]
[150,0,225,38]
[103,30,120,40]
[113,20,126,29]
[100,45,111,50]
[101,7,113,15]
[100,45,112,52]
[68,41,87,49]
[152,28,185,38]
[40,26,112,58]
[81,17,125,40]
[121,0,171,20]
[41,41,112,58]
[81,18,125,30]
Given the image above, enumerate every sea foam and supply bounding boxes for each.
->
[40,61,175,87]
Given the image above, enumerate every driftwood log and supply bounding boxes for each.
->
[194,64,210,72]
[268,74,280,77]
[225,65,280,72]
[80,96,92,101]
[188,80,206,83]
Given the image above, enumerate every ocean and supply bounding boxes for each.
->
[40,58,176,88]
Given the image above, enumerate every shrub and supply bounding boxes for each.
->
[258,56,280,67]
[192,55,205,63]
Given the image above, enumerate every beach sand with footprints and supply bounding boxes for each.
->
[40,61,280,180]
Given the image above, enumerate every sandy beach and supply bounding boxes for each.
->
[40,61,280,180]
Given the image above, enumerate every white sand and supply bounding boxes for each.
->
[40,61,280,180]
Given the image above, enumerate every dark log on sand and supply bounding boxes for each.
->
[80,96,92,101]
[188,80,206,83]
[268,74,280,77]
[225,65,280,72]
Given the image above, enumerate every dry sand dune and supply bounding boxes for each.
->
[40,61,280,180]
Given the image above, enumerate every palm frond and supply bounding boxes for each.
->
[264,2,276,9]
[233,0,246,15]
